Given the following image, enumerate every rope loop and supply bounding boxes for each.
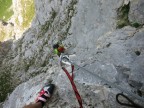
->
[116,93,144,108]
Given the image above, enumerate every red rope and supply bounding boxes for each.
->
[62,65,83,108]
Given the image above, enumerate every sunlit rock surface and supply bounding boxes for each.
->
[1,0,144,108]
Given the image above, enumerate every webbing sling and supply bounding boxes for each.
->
[61,65,83,108]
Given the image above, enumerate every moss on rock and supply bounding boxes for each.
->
[0,0,14,21]
[117,2,142,29]
[0,67,13,102]
[117,2,130,28]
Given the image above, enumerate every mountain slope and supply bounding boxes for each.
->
[1,0,144,107]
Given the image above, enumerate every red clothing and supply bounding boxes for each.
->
[58,46,65,53]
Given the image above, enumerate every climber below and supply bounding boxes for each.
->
[53,43,65,56]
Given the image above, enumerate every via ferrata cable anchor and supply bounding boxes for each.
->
[60,54,72,66]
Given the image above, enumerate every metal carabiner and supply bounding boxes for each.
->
[60,54,71,65]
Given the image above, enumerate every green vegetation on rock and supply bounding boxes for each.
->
[0,23,14,42]
[0,41,14,102]
[0,0,14,42]
[15,0,35,29]
[0,67,13,102]
[21,0,35,28]
[117,3,130,28]
[0,30,6,41]
[0,0,14,21]
[130,22,141,28]
[117,2,142,29]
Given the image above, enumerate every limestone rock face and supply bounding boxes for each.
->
[129,0,144,24]
[1,0,144,108]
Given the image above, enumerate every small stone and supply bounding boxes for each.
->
[106,43,111,48]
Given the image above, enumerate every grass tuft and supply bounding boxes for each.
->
[117,2,142,29]
[117,2,130,28]
[0,0,14,21]
[20,0,35,28]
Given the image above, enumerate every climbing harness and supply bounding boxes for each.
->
[60,55,83,108]
[60,55,144,104]
[60,54,71,65]
[116,93,144,108]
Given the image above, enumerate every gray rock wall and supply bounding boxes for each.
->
[2,0,144,107]
[129,0,144,25]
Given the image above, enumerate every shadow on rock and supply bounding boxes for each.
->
[0,40,13,102]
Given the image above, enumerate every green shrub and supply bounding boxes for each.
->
[0,67,13,102]
[130,22,141,28]
[117,3,130,28]
[117,2,142,29]
[0,0,14,21]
